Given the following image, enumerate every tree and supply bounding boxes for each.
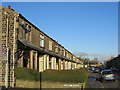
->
[90,58,99,64]
[73,51,88,59]
[83,58,90,65]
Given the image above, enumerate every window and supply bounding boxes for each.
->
[40,34,44,47]
[63,49,65,56]
[66,52,68,58]
[69,54,71,59]
[60,47,62,55]
[23,24,27,39]
[27,26,31,41]
[68,53,70,59]
[73,57,75,60]
[49,40,52,51]
[55,44,58,53]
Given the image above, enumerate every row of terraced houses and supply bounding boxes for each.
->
[0,5,83,87]
[106,55,120,70]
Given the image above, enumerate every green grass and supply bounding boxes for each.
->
[15,67,40,81]
[15,67,88,83]
[42,68,88,83]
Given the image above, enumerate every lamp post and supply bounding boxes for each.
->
[88,60,89,71]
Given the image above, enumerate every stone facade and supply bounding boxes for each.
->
[1,5,83,88]
[106,55,120,70]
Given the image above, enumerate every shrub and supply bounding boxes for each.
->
[15,67,40,81]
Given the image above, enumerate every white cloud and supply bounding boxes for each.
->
[73,51,117,63]
[87,53,117,63]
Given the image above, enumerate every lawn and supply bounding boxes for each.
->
[42,68,88,83]
[15,67,88,83]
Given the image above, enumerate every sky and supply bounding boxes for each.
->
[2,2,118,63]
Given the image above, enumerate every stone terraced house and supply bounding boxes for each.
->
[0,5,83,87]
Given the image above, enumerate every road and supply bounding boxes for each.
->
[88,70,119,89]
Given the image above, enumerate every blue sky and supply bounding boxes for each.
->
[2,2,118,63]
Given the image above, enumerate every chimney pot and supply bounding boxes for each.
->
[8,5,11,9]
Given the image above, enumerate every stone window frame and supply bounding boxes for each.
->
[60,47,62,55]
[63,48,66,57]
[23,24,27,40]
[27,25,31,41]
[55,44,58,53]
[49,40,52,51]
[40,34,44,48]
[66,51,69,58]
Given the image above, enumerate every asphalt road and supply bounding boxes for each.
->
[88,70,119,89]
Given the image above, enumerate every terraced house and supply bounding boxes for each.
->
[106,55,120,70]
[0,5,83,87]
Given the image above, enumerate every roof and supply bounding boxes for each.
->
[101,69,112,72]
[18,39,81,64]
[2,5,74,58]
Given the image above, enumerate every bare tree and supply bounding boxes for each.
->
[90,58,99,64]
[73,51,88,59]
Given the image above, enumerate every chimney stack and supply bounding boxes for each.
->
[8,5,11,9]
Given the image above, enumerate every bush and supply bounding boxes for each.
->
[15,67,40,81]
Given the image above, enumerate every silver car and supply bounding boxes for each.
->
[100,69,117,82]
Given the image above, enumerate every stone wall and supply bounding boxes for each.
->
[1,6,18,87]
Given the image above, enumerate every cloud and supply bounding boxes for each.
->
[87,53,100,57]
[73,51,117,63]
[87,54,117,63]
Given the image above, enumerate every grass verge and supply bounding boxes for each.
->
[15,67,88,83]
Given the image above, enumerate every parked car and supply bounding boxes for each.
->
[98,67,108,74]
[92,67,100,73]
[99,69,117,82]
[110,67,119,71]
[89,67,93,70]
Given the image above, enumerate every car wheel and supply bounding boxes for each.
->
[100,80,102,82]
[113,79,115,81]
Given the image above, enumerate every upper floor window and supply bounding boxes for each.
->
[69,54,71,59]
[68,53,70,59]
[49,40,52,51]
[60,47,62,55]
[40,34,44,47]
[23,24,27,40]
[63,49,66,56]
[55,44,58,53]
[27,26,31,41]
[73,57,76,61]
[66,52,68,58]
